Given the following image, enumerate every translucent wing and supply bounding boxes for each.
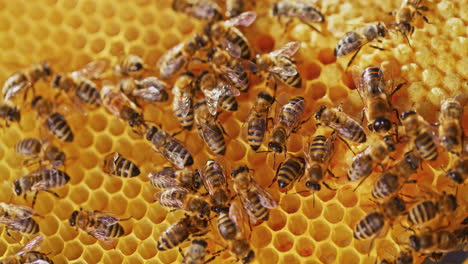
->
[154,188,187,208]
[2,73,31,102]
[191,1,221,20]
[86,226,114,244]
[71,60,108,79]
[93,210,120,226]
[202,81,239,115]
[297,8,324,23]
[149,169,178,188]
[252,182,277,209]
[132,87,166,103]
[229,200,250,240]
[158,43,187,78]
[30,168,58,191]
[17,235,44,256]
[270,41,301,57]
[224,11,256,27]
[220,39,242,59]
[351,65,367,101]
[238,193,261,224]
[138,77,168,90]
[201,161,226,195]
[270,66,298,77]
[27,260,52,264]
[0,203,36,219]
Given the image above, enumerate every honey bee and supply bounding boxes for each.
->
[315,105,367,143]
[148,167,202,192]
[379,250,413,264]
[401,110,438,161]
[155,187,211,218]
[15,138,66,167]
[445,157,467,184]
[271,1,325,33]
[372,152,421,200]
[334,22,387,68]
[268,96,305,154]
[391,0,430,43]
[52,60,108,107]
[101,83,145,133]
[201,160,230,212]
[438,98,464,155]
[352,65,402,134]
[114,54,145,77]
[102,152,141,178]
[226,0,250,18]
[0,235,53,264]
[13,167,70,207]
[69,208,126,244]
[157,214,208,251]
[246,91,275,151]
[275,155,306,189]
[0,103,20,127]
[2,61,52,102]
[172,0,222,22]
[145,125,194,169]
[231,165,277,224]
[31,96,74,142]
[118,77,169,105]
[158,34,210,79]
[0,203,40,235]
[407,192,457,226]
[194,100,227,155]
[348,135,396,183]
[408,229,458,253]
[197,71,240,115]
[354,196,406,240]
[204,11,256,60]
[181,239,215,264]
[304,129,335,192]
[255,41,302,90]
[172,72,196,130]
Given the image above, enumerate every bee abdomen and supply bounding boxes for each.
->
[158,225,189,251]
[165,140,194,166]
[15,138,41,156]
[76,81,101,105]
[104,222,125,238]
[17,218,40,234]
[408,200,437,225]
[217,213,237,240]
[414,132,438,160]
[39,169,70,189]
[372,173,398,200]
[219,95,238,112]
[281,72,302,88]
[277,159,304,188]
[247,192,269,221]
[354,212,384,240]
[45,112,74,142]
[176,108,194,130]
[23,252,53,263]
[203,126,226,155]
[247,119,267,151]
[116,156,140,177]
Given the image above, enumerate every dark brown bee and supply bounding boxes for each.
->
[0,235,53,264]
[391,0,430,43]
[114,54,145,77]
[148,167,202,192]
[0,103,20,127]
[348,135,396,182]
[15,138,66,167]
[194,100,227,155]
[157,214,208,251]
[201,160,230,212]
[379,250,413,264]
[145,125,194,169]
[172,0,222,22]
[407,192,457,226]
[155,187,211,218]
[2,61,52,102]
[315,105,367,143]
[304,128,335,192]
[372,152,421,200]
[256,41,302,90]
[401,110,438,161]
[275,155,306,189]
[69,208,126,244]
[334,22,387,68]
[204,11,256,60]
[246,91,275,151]
[181,239,215,264]
[269,96,305,154]
[409,229,458,253]
[31,96,74,142]
[197,71,240,116]
[0,203,40,235]
[13,167,70,207]
[445,157,467,184]
[172,72,196,130]
[231,165,277,224]
[119,77,169,105]
[102,152,140,178]
[438,98,464,155]
[271,1,324,33]
[354,196,406,240]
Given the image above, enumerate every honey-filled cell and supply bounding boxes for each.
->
[0,0,466,263]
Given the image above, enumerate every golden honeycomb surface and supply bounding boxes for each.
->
[0,0,467,264]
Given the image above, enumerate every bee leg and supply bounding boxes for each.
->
[5,229,21,243]
[327,169,339,179]
[336,135,356,155]
[416,10,431,24]
[31,191,39,208]
[369,45,385,51]
[43,190,61,199]
[323,181,336,191]
[352,175,370,192]
[304,22,322,34]
[360,109,366,124]
[269,162,283,187]
[346,45,363,69]
[178,247,185,259]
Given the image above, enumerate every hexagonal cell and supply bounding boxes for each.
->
[337,248,360,264]
[309,220,330,242]
[317,242,337,264]
[336,185,358,208]
[258,247,279,264]
[282,253,300,264]
[62,241,84,261]
[82,244,104,263]
[280,194,301,214]
[157,248,179,264]
[251,225,272,249]
[302,196,323,219]
[323,202,344,224]
[138,239,158,260]
[295,237,315,257]
[39,214,59,236]
[331,224,352,248]
[273,231,294,252]
[103,250,124,264]
[288,214,307,236]
[266,209,287,231]
[118,235,138,256]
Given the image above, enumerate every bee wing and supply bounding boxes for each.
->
[16,235,44,256]
[220,39,242,59]
[86,226,114,244]
[297,8,324,23]
[238,194,261,225]
[71,60,108,79]
[253,183,277,209]
[26,260,52,264]
[224,11,256,27]
[138,77,168,89]
[270,41,301,57]
[132,87,165,103]
[270,66,298,78]
[191,2,220,20]
[172,92,192,117]
[2,203,36,219]
[154,188,187,208]
[351,65,368,100]
[93,210,120,226]
[229,200,250,239]
[151,172,178,188]
[158,43,186,78]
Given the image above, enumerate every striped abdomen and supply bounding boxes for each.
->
[372,172,399,200]
[347,153,373,181]
[279,96,304,128]
[362,67,384,93]
[225,27,251,59]
[408,200,437,225]
[247,112,267,151]
[441,100,462,120]
[76,80,102,106]
[95,221,125,238]
[21,252,53,264]
[277,157,305,188]
[414,131,438,160]
[200,124,226,155]
[12,217,39,234]
[34,169,70,189]
[217,210,237,240]
[354,212,384,240]
[45,112,74,142]
[175,102,194,130]
[219,95,238,112]
[337,113,367,143]
[15,138,41,156]
[163,138,194,168]
[158,220,190,251]
[245,191,269,221]
[114,155,140,177]
[308,135,327,161]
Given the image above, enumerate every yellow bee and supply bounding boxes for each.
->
[256,41,302,90]
[31,96,74,142]
[401,110,438,161]
[2,61,52,103]
[181,239,216,264]
[409,229,458,254]
[69,208,127,244]
[0,235,53,264]
[315,105,367,143]
[0,203,40,235]
[157,214,208,251]
[246,91,275,151]
[155,187,211,218]
[172,72,196,130]
[0,103,21,127]
[391,0,430,43]
[334,22,388,68]
[52,60,108,107]
[114,54,146,77]
[194,100,227,155]
[118,77,169,105]
[13,167,70,207]
[231,165,277,224]
[438,97,464,155]
[304,128,335,193]
[197,71,240,116]
[172,0,222,22]
[201,160,231,212]
[102,152,141,178]
[204,11,256,59]
[15,137,66,167]
[407,192,457,226]
[148,167,202,192]
[271,1,325,33]
[145,125,194,169]
[275,155,306,189]
[226,0,251,18]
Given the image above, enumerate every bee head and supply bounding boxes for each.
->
[31,96,43,109]
[268,141,283,153]
[41,61,52,76]
[377,22,387,37]
[242,250,255,264]
[272,3,279,16]
[69,210,79,227]
[192,239,208,248]
[401,110,416,120]
[371,118,392,133]
[408,235,420,251]
[391,196,406,213]
[397,252,413,264]
[8,107,20,122]
[315,105,327,120]
[231,165,249,178]
[194,34,209,48]
[52,74,62,88]
[446,169,463,184]
[305,181,321,191]
[192,170,202,190]
[13,180,22,196]
[258,91,274,104]
[441,136,458,149]
[308,166,323,182]
[383,135,396,152]
[404,153,420,170]
[131,62,143,72]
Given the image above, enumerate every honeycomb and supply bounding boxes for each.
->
[0,0,467,264]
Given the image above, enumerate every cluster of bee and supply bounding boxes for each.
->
[0,0,466,263]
